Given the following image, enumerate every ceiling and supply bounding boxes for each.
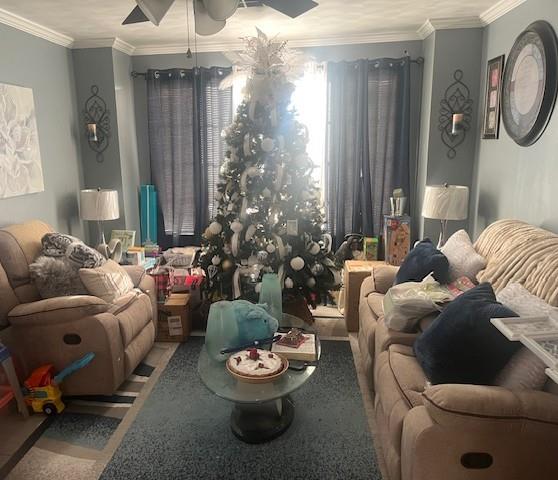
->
[0,0,522,54]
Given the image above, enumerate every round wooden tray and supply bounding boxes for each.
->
[226,354,289,384]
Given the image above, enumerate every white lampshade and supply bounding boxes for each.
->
[422,185,469,221]
[80,189,120,221]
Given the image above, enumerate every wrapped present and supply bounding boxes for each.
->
[147,266,175,303]
[171,268,205,307]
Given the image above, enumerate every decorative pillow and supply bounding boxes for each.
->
[79,260,134,303]
[395,239,450,285]
[495,283,558,390]
[29,256,88,298]
[66,242,105,268]
[440,229,487,282]
[414,283,520,385]
[496,283,558,318]
[41,232,81,257]
[494,348,547,390]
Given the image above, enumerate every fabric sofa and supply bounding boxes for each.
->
[358,220,558,480]
[0,220,157,396]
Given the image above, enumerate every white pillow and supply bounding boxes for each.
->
[441,229,487,281]
[496,283,558,318]
[79,259,134,303]
[495,283,558,391]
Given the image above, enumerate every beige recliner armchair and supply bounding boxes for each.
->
[0,220,157,396]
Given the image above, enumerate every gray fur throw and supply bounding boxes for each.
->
[29,256,88,298]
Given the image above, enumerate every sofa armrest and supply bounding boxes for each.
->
[360,265,399,298]
[120,265,146,288]
[422,384,558,427]
[10,311,124,396]
[401,387,558,480]
[8,296,109,327]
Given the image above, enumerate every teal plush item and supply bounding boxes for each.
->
[205,300,279,362]
[259,273,282,322]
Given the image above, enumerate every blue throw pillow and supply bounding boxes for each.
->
[394,239,450,285]
[414,283,520,385]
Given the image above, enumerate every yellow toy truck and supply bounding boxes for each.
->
[23,353,95,415]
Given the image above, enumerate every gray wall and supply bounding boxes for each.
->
[113,49,141,236]
[131,41,424,227]
[417,29,483,241]
[472,0,558,237]
[72,48,126,242]
[0,23,84,237]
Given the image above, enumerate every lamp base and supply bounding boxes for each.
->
[437,220,448,249]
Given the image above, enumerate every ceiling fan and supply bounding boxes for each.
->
[122,0,319,35]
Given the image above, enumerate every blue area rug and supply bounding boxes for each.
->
[101,337,382,480]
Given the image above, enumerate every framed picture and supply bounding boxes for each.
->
[110,230,136,252]
[0,83,44,198]
[482,55,505,139]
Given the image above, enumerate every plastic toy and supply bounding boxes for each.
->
[205,300,279,362]
[23,352,95,415]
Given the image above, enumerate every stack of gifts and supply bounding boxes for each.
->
[147,265,205,304]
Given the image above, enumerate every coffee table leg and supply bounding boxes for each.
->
[230,395,294,443]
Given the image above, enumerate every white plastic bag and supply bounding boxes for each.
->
[383,275,453,332]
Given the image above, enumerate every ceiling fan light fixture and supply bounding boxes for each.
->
[203,0,239,21]
[122,0,175,26]
[194,0,226,35]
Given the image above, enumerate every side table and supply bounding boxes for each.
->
[0,344,29,418]
[343,260,387,332]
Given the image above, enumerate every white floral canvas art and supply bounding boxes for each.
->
[0,82,44,199]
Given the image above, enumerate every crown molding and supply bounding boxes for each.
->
[417,20,435,39]
[480,0,527,25]
[113,38,136,56]
[417,16,483,39]
[0,6,73,47]
[132,30,422,56]
[72,37,136,55]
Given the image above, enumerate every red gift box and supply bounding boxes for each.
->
[171,268,205,307]
[147,266,175,303]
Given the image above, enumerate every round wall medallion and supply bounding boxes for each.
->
[502,20,558,146]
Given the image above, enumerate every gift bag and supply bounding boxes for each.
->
[383,275,453,332]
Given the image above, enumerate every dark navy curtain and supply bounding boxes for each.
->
[325,58,411,247]
[147,67,232,247]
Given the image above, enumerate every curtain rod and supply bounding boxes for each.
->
[131,56,424,79]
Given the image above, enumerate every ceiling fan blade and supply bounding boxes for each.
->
[122,0,175,26]
[262,0,318,18]
[122,5,150,25]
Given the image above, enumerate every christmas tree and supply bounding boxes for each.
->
[199,29,340,304]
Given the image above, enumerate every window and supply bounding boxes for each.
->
[232,62,328,190]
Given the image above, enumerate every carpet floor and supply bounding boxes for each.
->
[100,336,382,480]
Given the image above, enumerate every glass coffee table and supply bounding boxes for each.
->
[198,313,320,443]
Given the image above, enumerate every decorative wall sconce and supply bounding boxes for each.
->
[438,70,473,159]
[83,85,110,162]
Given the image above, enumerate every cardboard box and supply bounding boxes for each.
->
[156,293,191,342]
[384,215,411,266]
[343,260,387,332]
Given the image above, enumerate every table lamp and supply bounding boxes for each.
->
[80,188,120,255]
[422,184,469,248]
